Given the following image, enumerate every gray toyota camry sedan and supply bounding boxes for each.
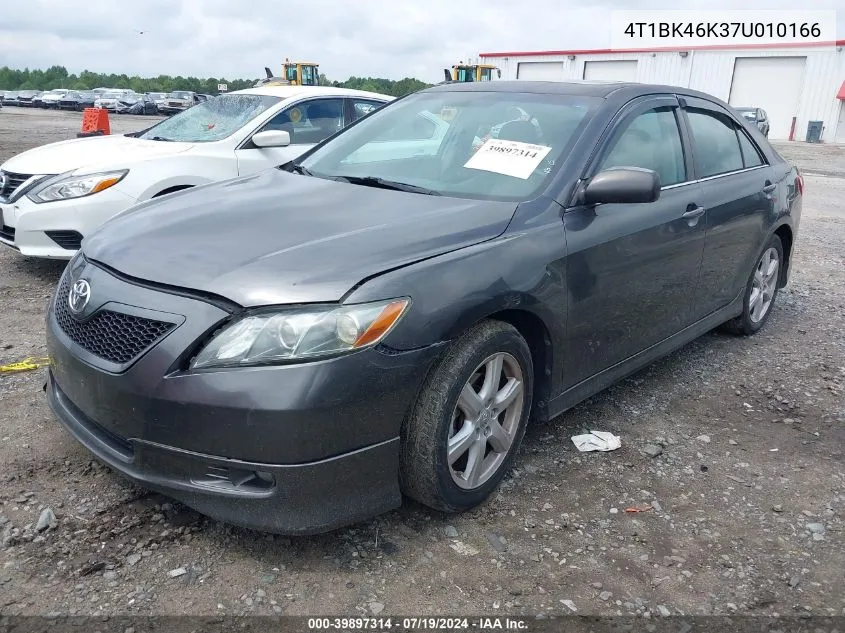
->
[45,81,803,535]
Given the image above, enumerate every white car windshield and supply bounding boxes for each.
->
[139,94,282,142]
[169,92,193,100]
[297,91,600,201]
[101,91,124,99]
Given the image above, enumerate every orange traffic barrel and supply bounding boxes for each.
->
[77,107,110,137]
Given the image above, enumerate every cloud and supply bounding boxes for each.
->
[0,0,842,84]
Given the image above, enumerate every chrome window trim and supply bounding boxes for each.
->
[660,164,768,191]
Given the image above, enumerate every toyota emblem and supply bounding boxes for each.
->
[68,279,91,314]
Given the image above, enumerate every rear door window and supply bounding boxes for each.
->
[686,108,744,178]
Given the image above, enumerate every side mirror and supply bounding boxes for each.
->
[583,167,661,205]
[252,130,291,148]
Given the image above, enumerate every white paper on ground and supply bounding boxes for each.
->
[463,138,552,179]
[571,430,622,452]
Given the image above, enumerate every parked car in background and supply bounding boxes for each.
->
[146,92,168,111]
[1,91,18,106]
[40,89,70,108]
[735,107,770,137]
[58,91,97,111]
[32,92,47,108]
[94,90,134,111]
[115,93,159,115]
[158,91,201,114]
[16,90,40,107]
[0,86,393,259]
[38,80,803,535]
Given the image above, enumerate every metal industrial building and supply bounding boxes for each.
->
[479,41,845,142]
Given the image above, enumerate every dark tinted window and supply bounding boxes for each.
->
[600,106,686,186]
[737,130,764,168]
[686,109,744,177]
[260,98,345,144]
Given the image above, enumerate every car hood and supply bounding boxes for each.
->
[1,135,193,175]
[83,169,518,306]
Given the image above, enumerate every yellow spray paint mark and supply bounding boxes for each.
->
[0,356,51,373]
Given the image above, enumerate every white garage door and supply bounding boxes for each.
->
[583,60,638,81]
[516,62,563,81]
[728,57,806,140]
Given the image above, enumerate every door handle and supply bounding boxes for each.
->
[762,183,777,194]
[682,206,705,220]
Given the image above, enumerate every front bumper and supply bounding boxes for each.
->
[0,187,138,259]
[44,257,441,533]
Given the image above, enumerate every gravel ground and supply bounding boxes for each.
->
[0,107,843,618]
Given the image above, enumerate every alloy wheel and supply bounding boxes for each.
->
[447,352,524,489]
[749,247,779,323]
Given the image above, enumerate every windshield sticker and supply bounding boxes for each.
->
[439,107,457,122]
[463,138,552,180]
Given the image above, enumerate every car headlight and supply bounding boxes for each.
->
[190,298,411,369]
[27,170,128,203]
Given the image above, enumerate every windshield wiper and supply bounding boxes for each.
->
[287,164,313,176]
[335,175,441,196]
[149,136,173,142]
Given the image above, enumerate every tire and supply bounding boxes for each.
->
[721,234,783,335]
[399,320,533,513]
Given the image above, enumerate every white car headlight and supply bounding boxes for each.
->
[190,298,411,369]
[27,170,128,203]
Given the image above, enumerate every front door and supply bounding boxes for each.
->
[235,97,346,176]
[563,97,706,387]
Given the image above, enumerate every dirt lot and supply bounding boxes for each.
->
[0,107,843,618]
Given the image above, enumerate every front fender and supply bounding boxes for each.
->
[344,199,569,391]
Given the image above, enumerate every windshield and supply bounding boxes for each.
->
[149,93,166,99]
[297,90,600,201]
[169,91,193,100]
[101,91,124,99]
[48,89,66,95]
[139,94,281,142]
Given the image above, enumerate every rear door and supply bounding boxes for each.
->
[235,97,346,175]
[563,95,707,386]
[679,96,777,317]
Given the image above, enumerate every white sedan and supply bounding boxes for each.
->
[0,86,393,259]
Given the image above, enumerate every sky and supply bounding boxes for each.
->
[0,0,841,84]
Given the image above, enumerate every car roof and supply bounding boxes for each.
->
[232,85,395,101]
[423,80,730,103]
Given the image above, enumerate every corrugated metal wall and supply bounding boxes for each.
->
[485,46,845,141]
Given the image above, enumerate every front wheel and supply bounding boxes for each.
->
[721,234,783,335]
[400,320,533,513]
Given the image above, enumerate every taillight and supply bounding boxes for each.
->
[795,172,804,196]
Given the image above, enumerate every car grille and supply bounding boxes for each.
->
[0,171,32,199]
[0,224,14,242]
[54,274,176,365]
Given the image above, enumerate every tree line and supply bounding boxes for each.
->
[0,66,431,97]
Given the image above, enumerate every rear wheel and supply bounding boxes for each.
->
[721,234,783,335]
[400,320,533,512]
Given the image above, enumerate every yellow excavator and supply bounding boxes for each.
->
[444,62,501,83]
[255,59,320,87]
